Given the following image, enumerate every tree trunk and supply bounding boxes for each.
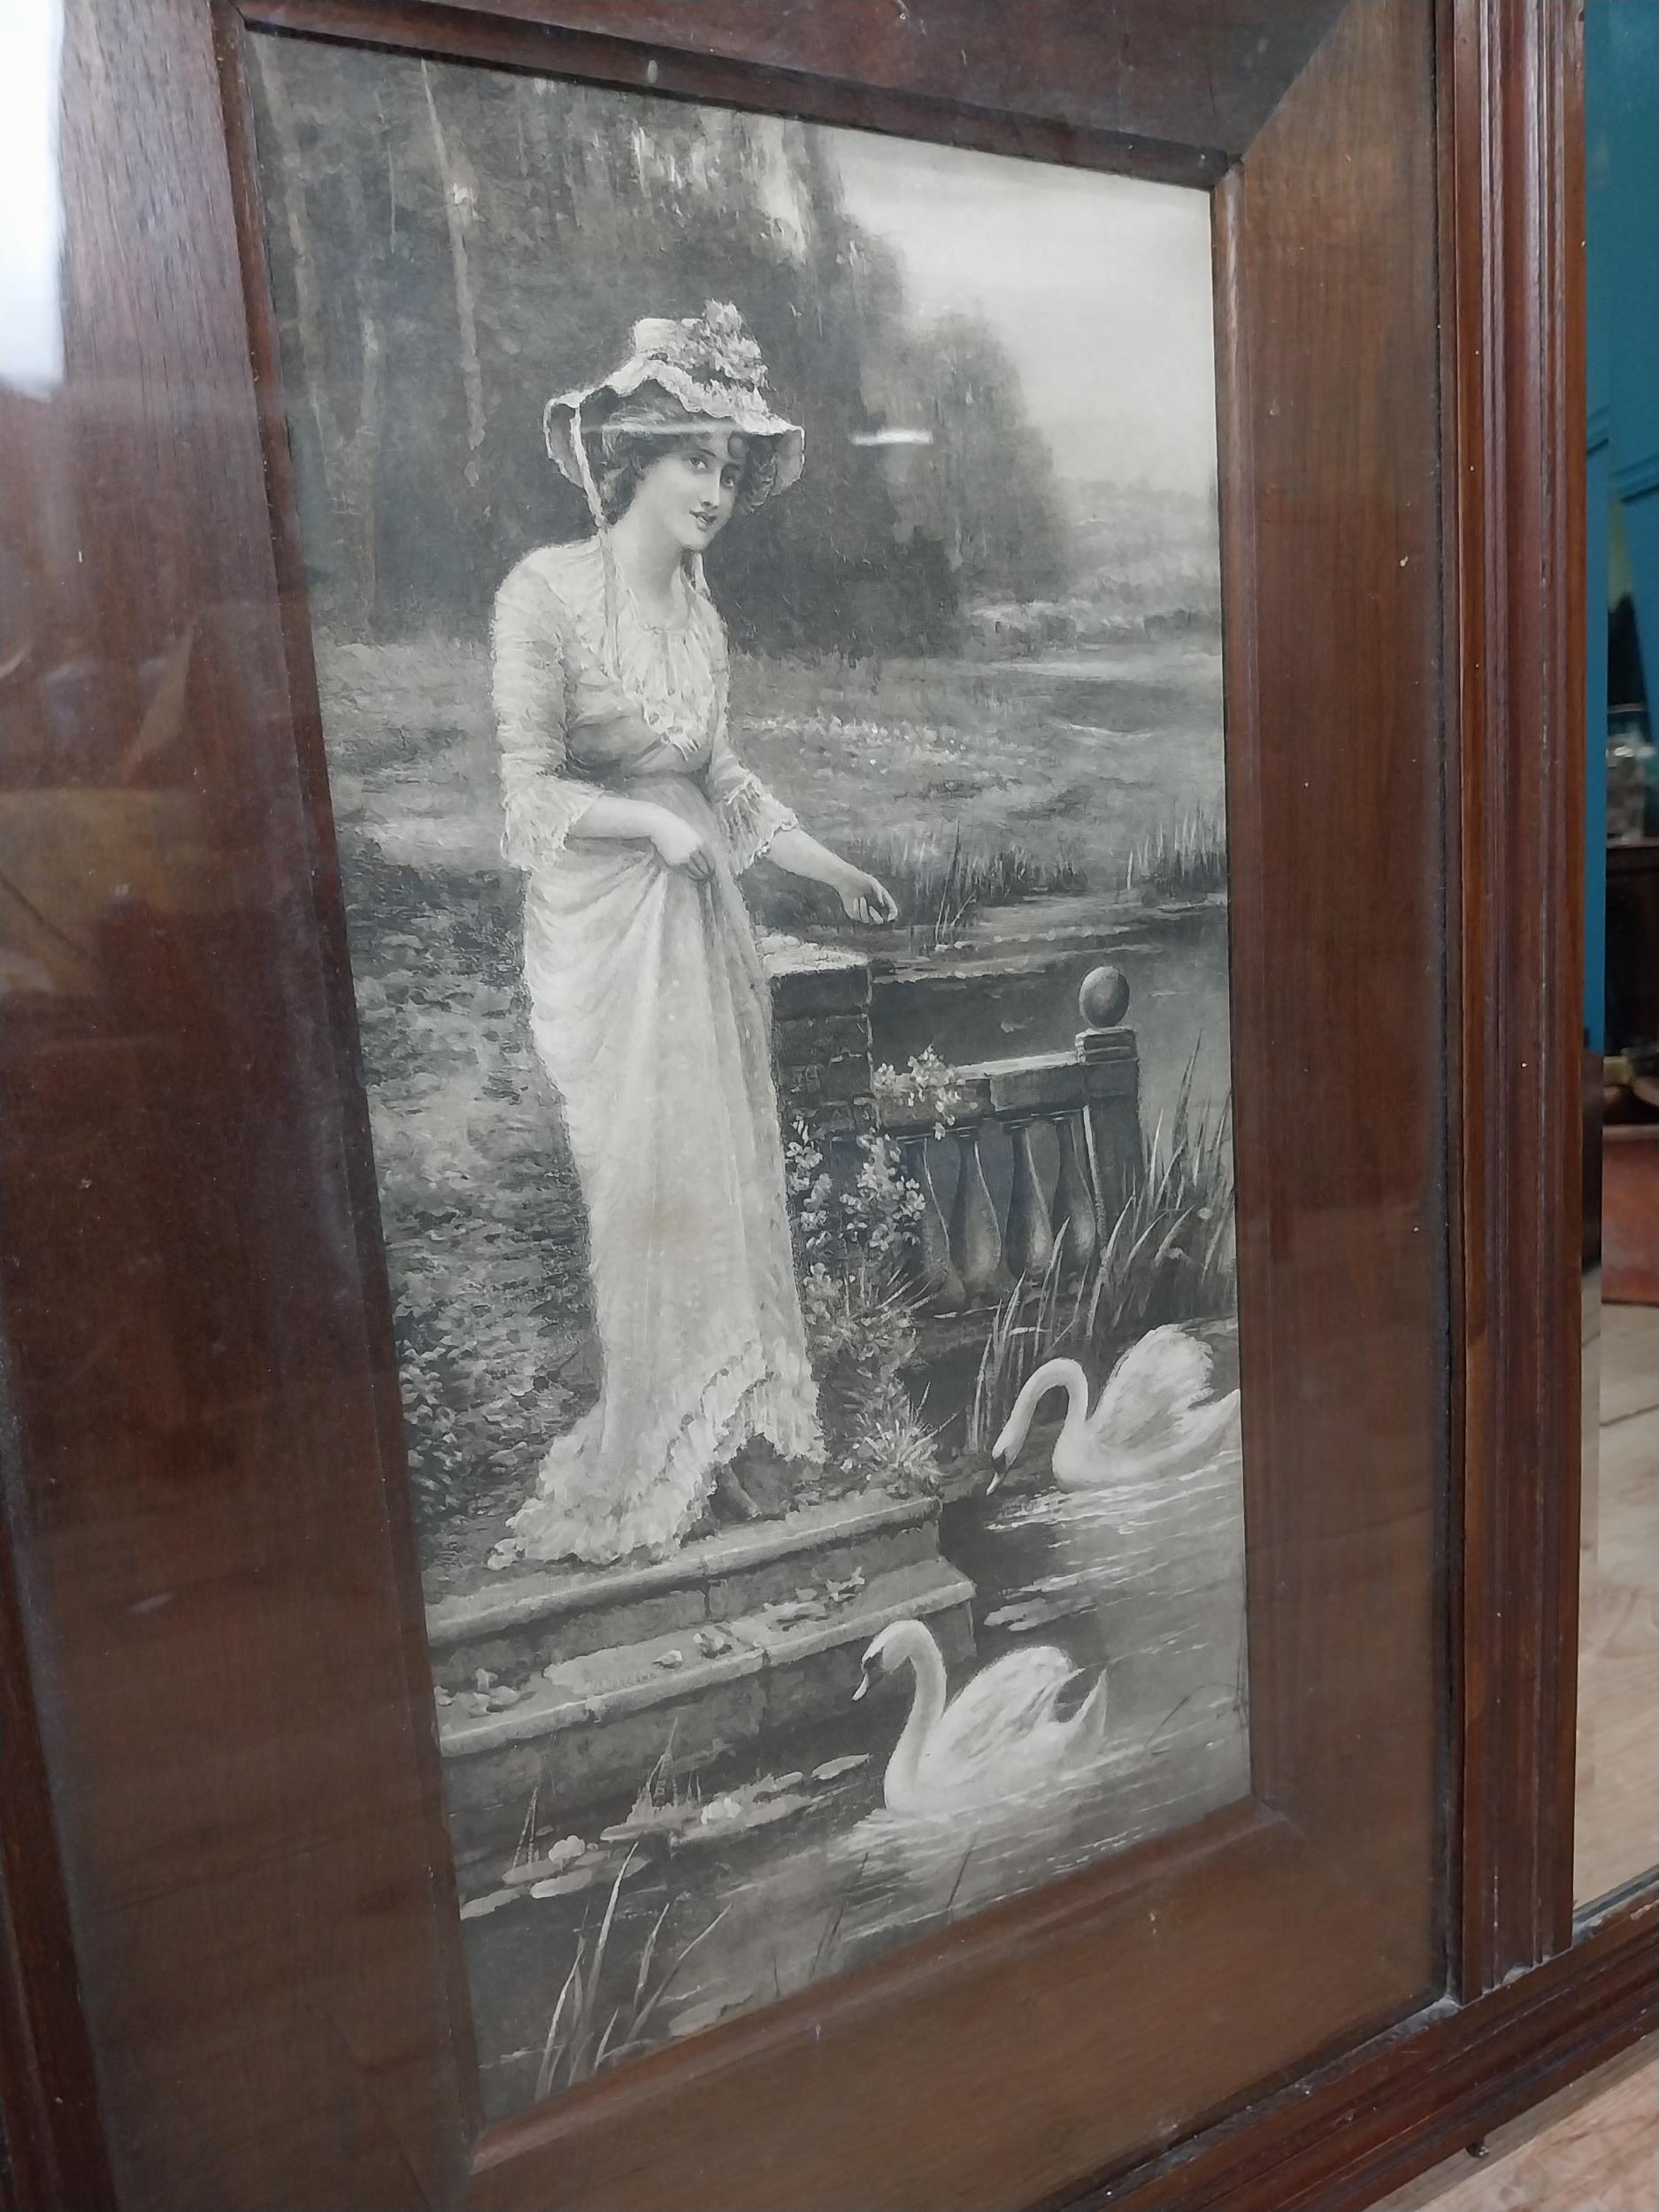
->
[420,62,488,491]
[254,42,383,626]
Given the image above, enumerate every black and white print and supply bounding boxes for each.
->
[250,39,1246,2118]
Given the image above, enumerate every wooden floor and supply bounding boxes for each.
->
[1374,2038,1658,2210]
[1575,1298,1659,1904]
[1374,1300,1659,2208]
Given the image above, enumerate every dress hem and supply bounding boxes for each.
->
[507,1344,824,1568]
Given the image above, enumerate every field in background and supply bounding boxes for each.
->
[318,624,1225,903]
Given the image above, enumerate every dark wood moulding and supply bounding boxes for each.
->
[0,4,1643,2211]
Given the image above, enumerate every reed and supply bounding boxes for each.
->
[534,1848,728,2098]
[1124,808,1227,899]
[753,820,1087,947]
[967,1056,1235,1452]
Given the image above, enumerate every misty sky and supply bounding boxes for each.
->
[828,131,1218,502]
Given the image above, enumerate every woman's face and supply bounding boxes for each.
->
[632,426,749,553]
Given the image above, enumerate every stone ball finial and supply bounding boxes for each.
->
[1079,964,1130,1030]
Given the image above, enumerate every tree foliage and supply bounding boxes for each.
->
[249,42,1072,653]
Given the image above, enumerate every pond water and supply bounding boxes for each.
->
[870,895,1233,1131]
[463,1408,1248,2121]
[454,688,1243,2114]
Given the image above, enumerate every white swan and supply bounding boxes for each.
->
[991,1325,1240,1491]
[854,1618,1110,1814]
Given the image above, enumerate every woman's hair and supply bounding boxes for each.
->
[584,388,778,522]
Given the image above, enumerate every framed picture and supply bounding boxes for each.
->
[0,4,1634,2210]
[243,32,1250,2122]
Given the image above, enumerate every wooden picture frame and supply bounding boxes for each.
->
[2,4,1648,2210]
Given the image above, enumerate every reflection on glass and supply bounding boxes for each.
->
[1577,764,1659,1904]
[1575,1227,1659,1907]
[1575,0,1658,1911]
[242,35,1252,2116]
[1577,657,1659,1909]
[1576,461,1659,1899]
[1575,582,1659,1904]
[0,0,66,403]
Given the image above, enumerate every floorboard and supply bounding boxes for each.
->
[1373,2039,1657,2211]
[1576,1301,1659,1904]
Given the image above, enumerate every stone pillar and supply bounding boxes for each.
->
[1076,964,1143,1222]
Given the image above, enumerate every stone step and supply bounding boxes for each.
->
[425,1490,941,1692]
[435,1555,975,1866]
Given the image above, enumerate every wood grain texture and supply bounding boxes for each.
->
[241,0,1349,185]
[1444,0,1589,1993]
[465,2,1448,2199]
[1218,0,1445,1847]
[1079,1889,1659,2212]
[1375,2036,1658,2211]
[3,0,1450,2200]
[0,1,474,2205]
[0,1490,117,2212]
[0,0,1627,2208]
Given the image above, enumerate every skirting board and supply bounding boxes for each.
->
[1064,1885,1659,2212]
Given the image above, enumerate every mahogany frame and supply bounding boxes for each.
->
[2,4,1650,2209]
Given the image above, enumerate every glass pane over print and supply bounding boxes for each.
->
[247,38,1247,2116]
[1576,0,1659,1912]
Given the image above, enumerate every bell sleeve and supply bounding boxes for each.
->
[700,634,800,874]
[491,557,606,870]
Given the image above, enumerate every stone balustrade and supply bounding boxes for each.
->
[873,966,1142,1309]
[764,939,1144,1307]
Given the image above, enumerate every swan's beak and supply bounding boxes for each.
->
[986,1455,1005,1496]
[852,1655,878,1702]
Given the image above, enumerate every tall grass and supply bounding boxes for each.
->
[752,822,1087,948]
[900,826,1088,949]
[968,1060,1236,1454]
[969,1236,1074,1457]
[1124,809,1227,900]
[534,1849,727,2098]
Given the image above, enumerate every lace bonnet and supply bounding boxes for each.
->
[542,302,805,526]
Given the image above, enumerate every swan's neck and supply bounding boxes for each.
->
[887,1639,949,1803]
[1002,1358,1092,1461]
[1054,1361,1092,1436]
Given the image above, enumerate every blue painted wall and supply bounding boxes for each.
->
[1586,0,1659,1051]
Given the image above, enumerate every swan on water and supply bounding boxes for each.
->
[854,1618,1110,1814]
[991,1324,1240,1492]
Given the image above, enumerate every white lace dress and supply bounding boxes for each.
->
[491,536,824,1564]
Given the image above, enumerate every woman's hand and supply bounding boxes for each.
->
[762,826,898,924]
[836,866,899,926]
[649,812,717,885]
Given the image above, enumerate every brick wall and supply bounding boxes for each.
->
[768,950,875,1136]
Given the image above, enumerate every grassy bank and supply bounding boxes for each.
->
[314,629,1226,901]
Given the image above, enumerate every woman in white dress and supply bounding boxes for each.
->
[490,304,895,1568]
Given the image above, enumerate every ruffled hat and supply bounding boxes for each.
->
[543,302,805,518]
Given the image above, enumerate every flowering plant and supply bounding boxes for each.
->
[639,301,770,397]
[784,1118,925,1272]
[872,1048,965,1141]
[784,1117,940,1495]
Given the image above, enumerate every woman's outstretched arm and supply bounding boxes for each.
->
[698,642,895,920]
[765,826,898,926]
